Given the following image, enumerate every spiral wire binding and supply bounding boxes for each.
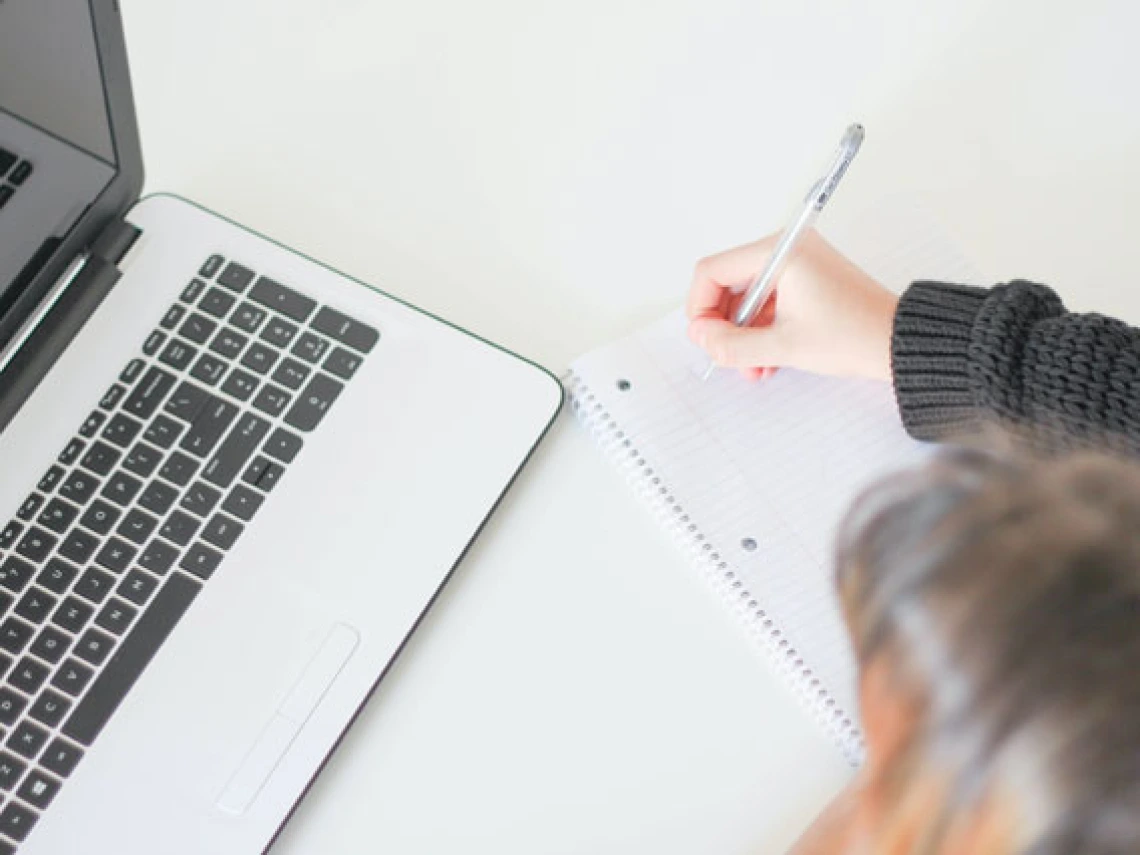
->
[566,370,865,766]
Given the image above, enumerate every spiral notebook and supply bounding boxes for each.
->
[566,203,980,762]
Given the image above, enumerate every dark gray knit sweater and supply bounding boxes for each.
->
[891,281,1140,453]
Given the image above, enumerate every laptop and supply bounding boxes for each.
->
[0,1,563,851]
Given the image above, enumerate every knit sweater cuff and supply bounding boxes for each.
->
[891,281,989,441]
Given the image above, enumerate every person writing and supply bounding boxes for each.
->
[685,233,1140,853]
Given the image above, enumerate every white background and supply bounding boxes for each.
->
[121,1,1140,852]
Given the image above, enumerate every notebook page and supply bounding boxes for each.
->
[568,197,981,757]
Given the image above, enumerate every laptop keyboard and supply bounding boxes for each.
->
[0,149,32,211]
[0,256,377,851]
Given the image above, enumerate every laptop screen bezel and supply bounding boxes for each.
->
[0,0,144,352]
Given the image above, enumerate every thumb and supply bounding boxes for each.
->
[688,317,786,369]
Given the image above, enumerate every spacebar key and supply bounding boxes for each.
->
[63,573,201,746]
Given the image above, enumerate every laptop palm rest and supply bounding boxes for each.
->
[216,623,360,815]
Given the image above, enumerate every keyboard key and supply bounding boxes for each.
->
[0,522,21,550]
[95,538,137,574]
[260,317,297,348]
[18,768,60,810]
[324,345,363,380]
[30,626,71,665]
[117,570,158,606]
[30,688,73,728]
[271,357,310,390]
[144,414,184,449]
[0,559,35,595]
[101,412,143,448]
[222,485,264,522]
[0,653,10,679]
[199,286,236,319]
[159,451,199,487]
[116,509,158,545]
[164,381,212,424]
[59,471,99,505]
[14,589,57,625]
[63,573,200,746]
[58,437,86,466]
[202,514,243,551]
[58,529,99,565]
[199,254,225,279]
[79,410,107,438]
[220,367,259,401]
[159,338,198,371]
[9,160,32,186]
[15,527,56,563]
[99,383,126,410]
[209,328,248,360]
[51,658,94,697]
[249,277,315,322]
[181,398,238,458]
[120,358,146,385]
[181,482,221,517]
[0,149,14,175]
[37,465,65,493]
[138,481,178,517]
[74,567,116,604]
[52,598,92,634]
[123,442,163,478]
[123,366,177,420]
[138,540,179,576]
[79,499,120,536]
[0,752,26,791]
[311,306,379,354]
[178,313,217,345]
[240,342,279,375]
[0,618,33,654]
[95,598,137,636]
[9,657,49,694]
[160,303,186,330]
[181,278,206,303]
[290,331,330,364]
[0,797,38,841]
[101,471,143,506]
[218,262,254,293]
[264,427,303,463]
[160,511,199,547]
[0,184,12,208]
[15,494,44,522]
[81,441,121,476]
[9,721,49,760]
[0,689,25,727]
[36,559,78,595]
[37,499,78,534]
[285,373,344,432]
[253,384,291,417]
[74,628,114,666]
[242,456,284,492]
[203,414,271,489]
[142,329,167,356]
[230,302,267,333]
[41,738,83,778]
[190,353,228,386]
[180,542,223,579]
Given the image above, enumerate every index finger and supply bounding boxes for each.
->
[686,235,778,321]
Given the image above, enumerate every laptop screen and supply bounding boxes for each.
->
[0,0,119,311]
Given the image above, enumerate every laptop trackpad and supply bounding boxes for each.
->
[216,623,360,815]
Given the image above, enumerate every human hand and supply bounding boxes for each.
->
[686,230,898,382]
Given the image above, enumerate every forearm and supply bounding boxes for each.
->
[785,780,863,855]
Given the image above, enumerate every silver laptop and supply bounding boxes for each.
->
[0,1,563,851]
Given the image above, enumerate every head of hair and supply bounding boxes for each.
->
[835,444,1140,854]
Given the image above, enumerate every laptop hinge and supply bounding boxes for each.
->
[0,218,142,433]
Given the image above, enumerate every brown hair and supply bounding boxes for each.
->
[835,446,1140,854]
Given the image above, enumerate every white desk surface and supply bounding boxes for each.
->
[121,1,1140,851]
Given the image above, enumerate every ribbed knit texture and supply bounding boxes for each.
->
[891,280,1140,454]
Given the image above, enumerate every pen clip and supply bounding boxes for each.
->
[807,124,864,211]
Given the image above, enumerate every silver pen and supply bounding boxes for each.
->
[700,123,864,381]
